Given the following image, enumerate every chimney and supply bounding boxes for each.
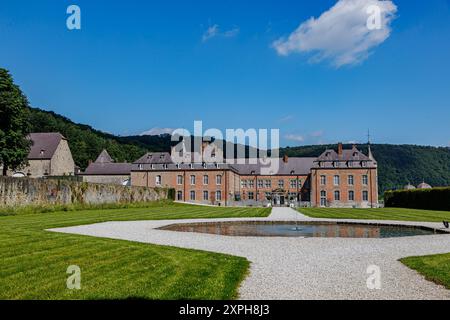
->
[337,143,343,156]
[283,154,289,163]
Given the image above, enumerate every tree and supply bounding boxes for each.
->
[0,68,31,176]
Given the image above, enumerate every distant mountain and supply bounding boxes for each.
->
[29,107,450,194]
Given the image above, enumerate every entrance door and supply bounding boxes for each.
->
[280,196,285,206]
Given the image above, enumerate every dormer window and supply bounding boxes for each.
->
[190,163,194,169]
[353,152,358,157]
[160,154,165,160]
[163,164,168,169]
[151,164,155,170]
[138,164,144,170]
[40,150,45,156]
[147,154,152,160]
[203,162,207,169]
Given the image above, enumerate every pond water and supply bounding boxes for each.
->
[159,221,446,238]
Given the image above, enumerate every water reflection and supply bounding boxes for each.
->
[160,222,442,238]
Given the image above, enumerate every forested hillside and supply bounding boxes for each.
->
[29,107,450,193]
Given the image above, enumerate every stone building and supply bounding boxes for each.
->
[131,141,379,208]
[81,150,132,186]
[7,133,75,178]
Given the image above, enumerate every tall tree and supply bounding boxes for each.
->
[0,69,31,176]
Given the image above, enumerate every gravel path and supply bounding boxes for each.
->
[48,207,450,300]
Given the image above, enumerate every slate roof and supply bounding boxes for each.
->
[27,133,65,160]
[83,162,132,175]
[95,149,113,163]
[133,152,174,164]
[232,158,316,175]
[83,149,131,175]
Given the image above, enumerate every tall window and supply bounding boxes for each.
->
[177,175,183,185]
[203,191,209,201]
[216,191,222,201]
[334,190,340,201]
[334,175,340,186]
[290,179,297,189]
[258,180,264,188]
[265,180,271,188]
[362,191,369,201]
[348,190,355,201]
[177,191,183,201]
[348,175,354,186]
[190,191,196,201]
[216,175,222,185]
[248,192,254,200]
[203,175,209,185]
[278,180,284,188]
[249,179,255,188]
[155,175,162,186]
[320,191,327,207]
[362,175,368,185]
[190,175,196,185]
[320,175,326,185]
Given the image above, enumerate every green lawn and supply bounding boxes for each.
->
[0,202,270,300]
[400,253,450,290]
[299,207,450,222]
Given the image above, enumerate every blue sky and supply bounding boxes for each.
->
[1,0,450,147]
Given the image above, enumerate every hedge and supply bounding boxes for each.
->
[384,187,450,211]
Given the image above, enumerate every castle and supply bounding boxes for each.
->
[130,140,379,208]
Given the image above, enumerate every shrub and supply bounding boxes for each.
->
[385,187,450,211]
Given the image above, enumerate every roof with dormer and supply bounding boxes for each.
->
[27,133,66,160]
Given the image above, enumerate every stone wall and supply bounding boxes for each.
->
[0,176,169,208]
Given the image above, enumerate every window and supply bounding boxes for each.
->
[334,190,340,201]
[241,180,248,188]
[203,175,209,185]
[320,175,326,185]
[362,175,368,185]
[177,191,183,201]
[249,179,255,188]
[348,175,354,186]
[190,191,196,201]
[320,191,327,207]
[290,179,297,189]
[190,175,196,185]
[155,175,162,186]
[264,180,271,188]
[348,191,355,201]
[138,164,144,170]
[216,175,222,185]
[203,191,209,201]
[248,192,254,200]
[363,191,369,202]
[278,180,284,188]
[258,179,264,188]
[216,191,222,201]
[334,175,340,186]
[177,175,183,185]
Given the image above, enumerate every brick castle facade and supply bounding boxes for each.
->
[131,141,379,208]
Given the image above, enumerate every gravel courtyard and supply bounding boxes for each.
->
[49,208,450,300]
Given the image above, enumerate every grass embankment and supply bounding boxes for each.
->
[0,202,270,300]
[400,253,450,290]
[299,207,450,222]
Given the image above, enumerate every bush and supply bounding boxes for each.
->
[385,187,450,211]
[167,188,176,201]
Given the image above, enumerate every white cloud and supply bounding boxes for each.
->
[278,115,294,122]
[202,24,240,42]
[284,134,305,142]
[140,128,175,136]
[273,0,397,67]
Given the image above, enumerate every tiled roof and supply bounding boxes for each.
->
[27,133,65,160]
[83,162,132,175]
[133,152,174,164]
[233,158,316,175]
[95,149,113,163]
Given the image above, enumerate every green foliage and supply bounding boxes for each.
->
[167,188,176,201]
[401,253,450,290]
[281,143,450,194]
[385,187,450,211]
[0,68,31,175]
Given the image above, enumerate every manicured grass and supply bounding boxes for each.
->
[299,207,450,222]
[0,203,270,300]
[400,253,450,290]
